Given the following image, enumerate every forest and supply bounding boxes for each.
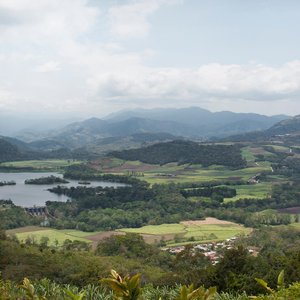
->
[111,141,246,168]
[1,227,300,299]
[2,139,300,299]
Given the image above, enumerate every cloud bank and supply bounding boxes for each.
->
[0,0,299,116]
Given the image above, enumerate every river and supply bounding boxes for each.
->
[0,172,125,207]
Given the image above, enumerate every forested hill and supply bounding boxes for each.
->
[223,115,300,143]
[0,138,23,162]
[0,137,91,162]
[111,140,246,168]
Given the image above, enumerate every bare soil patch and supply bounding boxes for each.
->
[180,217,237,226]
[141,233,182,244]
[85,231,125,249]
[85,231,124,242]
[278,207,300,214]
[107,162,156,173]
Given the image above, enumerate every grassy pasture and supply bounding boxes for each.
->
[241,146,276,162]
[0,159,83,171]
[241,147,257,162]
[119,219,251,245]
[7,219,251,247]
[290,222,300,229]
[7,226,99,246]
[265,145,291,152]
[141,165,271,185]
[95,153,275,185]
[224,183,273,202]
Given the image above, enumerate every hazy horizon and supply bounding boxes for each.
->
[0,105,292,137]
[1,0,300,117]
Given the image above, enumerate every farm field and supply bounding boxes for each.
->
[0,159,83,171]
[94,157,273,185]
[118,218,251,246]
[224,183,273,202]
[6,226,100,246]
[241,146,276,162]
[142,165,272,185]
[265,145,291,152]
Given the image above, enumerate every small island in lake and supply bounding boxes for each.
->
[24,175,69,185]
[78,181,91,185]
[0,180,16,186]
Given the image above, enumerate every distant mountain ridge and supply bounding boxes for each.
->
[104,107,287,134]
[223,115,300,143]
[10,107,290,153]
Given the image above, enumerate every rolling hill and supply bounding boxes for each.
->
[23,107,288,150]
[225,115,300,144]
[111,140,246,168]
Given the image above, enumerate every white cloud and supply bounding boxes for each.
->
[34,61,61,73]
[0,0,299,117]
[108,0,182,38]
[88,61,300,105]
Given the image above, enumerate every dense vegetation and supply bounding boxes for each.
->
[25,175,69,185]
[3,122,300,299]
[2,227,300,298]
[0,137,94,163]
[0,180,16,186]
[111,141,246,168]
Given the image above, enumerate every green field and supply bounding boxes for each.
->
[119,219,251,245]
[95,154,276,185]
[241,147,257,162]
[224,183,273,202]
[0,159,83,171]
[265,145,291,152]
[7,227,98,246]
[141,165,272,185]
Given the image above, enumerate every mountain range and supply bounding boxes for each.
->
[12,107,288,149]
[0,107,293,159]
[225,115,300,144]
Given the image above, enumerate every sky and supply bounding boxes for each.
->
[1,0,300,118]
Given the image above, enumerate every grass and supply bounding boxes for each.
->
[96,152,277,185]
[224,183,273,202]
[6,227,100,246]
[0,159,83,171]
[119,224,186,235]
[241,147,257,162]
[265,145,291,152]
[119,221,251,246]
[290,222,300,229]
[7,220,251,247]
[140,165,272,185]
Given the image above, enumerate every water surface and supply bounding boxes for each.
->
[0,172,125,207]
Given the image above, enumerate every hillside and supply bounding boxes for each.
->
[0,136,89,162]
[111,140,246,168]
[105,107,288,136]
[224,115,300,144]
[105,107,286,128]
[12,108,289,153]
[0,138,23,162]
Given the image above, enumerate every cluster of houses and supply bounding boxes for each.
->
[166,237,257,265]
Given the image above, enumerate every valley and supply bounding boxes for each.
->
[2,110,300,299]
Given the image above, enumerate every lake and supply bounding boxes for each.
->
[0,172,125,207]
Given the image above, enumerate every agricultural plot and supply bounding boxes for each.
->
[141,165,272,185]
[119,218,251,246]
[241,146,276,162]
[224,183,273,202]
[95,154,274,185]
[6,226,101,246]
[1,159,83,171]
[265,145,291,152]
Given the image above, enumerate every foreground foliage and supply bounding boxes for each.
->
[1,270,300,300]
